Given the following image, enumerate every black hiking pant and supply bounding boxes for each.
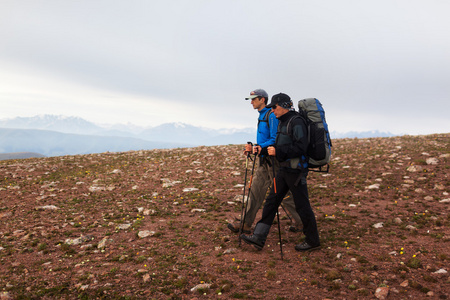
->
[257,168,320,247]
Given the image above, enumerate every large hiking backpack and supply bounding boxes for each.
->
[298,98,332,172]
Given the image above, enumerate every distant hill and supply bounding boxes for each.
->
[0,128,188,157]
[0,152,46,161]
[0,115,398,157]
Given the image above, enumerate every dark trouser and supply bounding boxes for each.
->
[257,168,320,247]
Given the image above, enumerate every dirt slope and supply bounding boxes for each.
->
[0,134,449,299]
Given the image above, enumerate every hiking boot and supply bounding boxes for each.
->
[240,223,271,250]
[289,223,302,233]
[227,222,251,234]
[294,241,321,252]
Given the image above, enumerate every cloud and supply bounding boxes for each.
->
[0,0,449,133]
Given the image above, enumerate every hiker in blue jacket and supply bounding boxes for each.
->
[227,89,302,234]
[241,93,320,252]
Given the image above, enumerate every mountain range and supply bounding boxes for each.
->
[0,115,394,158]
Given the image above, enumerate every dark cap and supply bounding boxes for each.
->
[266,93,293,109]
[245,89,268,100]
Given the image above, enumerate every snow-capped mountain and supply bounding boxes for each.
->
[0,115,103,135]
[0,115,396,158]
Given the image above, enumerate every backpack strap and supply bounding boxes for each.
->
[257,109,272,129]
[281,113,309,172]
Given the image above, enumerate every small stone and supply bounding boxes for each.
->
[138,230,156,238]
[373,222,384,229]
[393,217,402,224]
[433,268,447,274]
[407,165,422,172]
[0,291,12,300]
[117,224,131,230]
[190,283,211,292]
[143,273,151,282]
[426,158,438,165]
[375,287,389,299]
[406,225,417,231]
[35,205,59,210]
[97,237,109,249]
[143,209,156,215]
[366,184,380,190]
[400,280,409,287]
[223,248,237,254]
[191,209,206,213]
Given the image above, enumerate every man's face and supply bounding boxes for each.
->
[251,97,266,111]
[271,104,289,118]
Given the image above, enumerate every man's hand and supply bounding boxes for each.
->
[243,143,253,155]
[268,146,276,156]
[253,145,262,155]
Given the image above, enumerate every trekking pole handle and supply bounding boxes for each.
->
[245,142,253,157]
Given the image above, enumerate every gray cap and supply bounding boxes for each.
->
[245,89,268,100]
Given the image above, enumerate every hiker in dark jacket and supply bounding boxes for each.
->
[241,93,320,252]
[227,89,302,235]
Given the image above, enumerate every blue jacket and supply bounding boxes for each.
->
[257,107,278,149]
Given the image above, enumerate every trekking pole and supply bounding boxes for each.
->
[280,204,293,223]
[271,154,283,260]
[238,142,254,246]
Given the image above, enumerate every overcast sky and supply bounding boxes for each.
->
[1,0,449,135]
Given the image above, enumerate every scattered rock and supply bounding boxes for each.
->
[35,205,58,210]
[0,291,12,300]
[373,222,384,229]
[143,273,151,282]
[223,248,237,255]
[190,283,211,292]
[433,268,447,274]
[88,185,106,192]
[117,224,131,230]
[426,158,438,165]
[406,225,417,231]
[393,217,402,224]
[65,235,94,245]
[183,188,199,192]
[0,212,12,219]
[97,237,109,249]
[407,165,423,172]
[191,209,206,213]
[161,178,181,188]
[143,209,157,216]
[366,184,380,190]
[138,230,156,238]
[400,280,409,287]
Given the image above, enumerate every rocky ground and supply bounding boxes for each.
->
[0,133,449,299]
